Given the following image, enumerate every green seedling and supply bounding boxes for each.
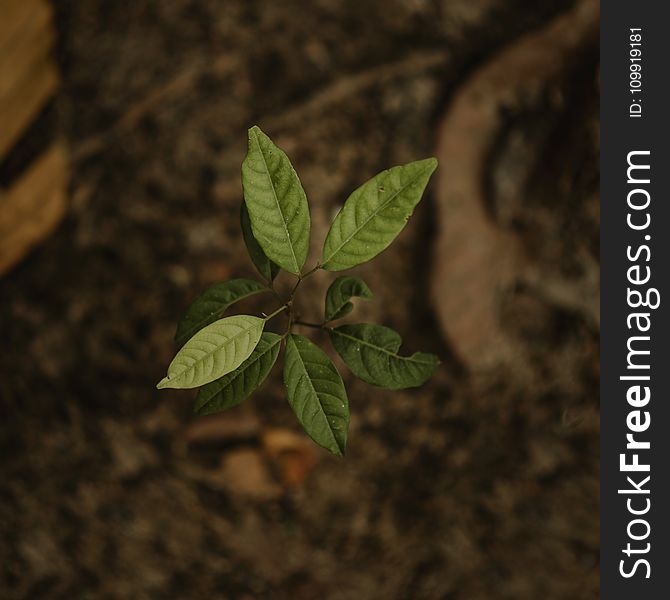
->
[157,125,439,456]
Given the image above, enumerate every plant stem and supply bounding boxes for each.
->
[285,311,294,336]
[290,263,321,296]
[264,304,289,321]
[301,263,321,279]
[289,277,302,297]
[273,264,323,336]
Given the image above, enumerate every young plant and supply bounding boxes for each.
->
[157,126,439,456]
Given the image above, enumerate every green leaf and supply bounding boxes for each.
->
[194,332,282,415]
[175,278,270,347]
[242,125,310,275]
[241,202,280,282]
[157,315,264,390]
[321,158,437,271]
[329,323,439,389]
[324,276,373,322]
[284,334,349,456]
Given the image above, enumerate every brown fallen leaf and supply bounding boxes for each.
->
[220,449,281,500]
[262,428,317,488]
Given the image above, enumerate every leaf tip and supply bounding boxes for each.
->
[156,376,171,390]
[426,352,441,366]
[330,443,345,458]
[247,124,264,141]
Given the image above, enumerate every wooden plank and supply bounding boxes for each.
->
[0,0,53,99]
[0,0,68,275]
[0,0,49,53]
[0,57,58,158]
[0,143,68,275]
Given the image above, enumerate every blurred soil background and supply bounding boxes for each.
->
[0,0,599,598]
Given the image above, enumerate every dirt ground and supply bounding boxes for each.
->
[0,1,599,598]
